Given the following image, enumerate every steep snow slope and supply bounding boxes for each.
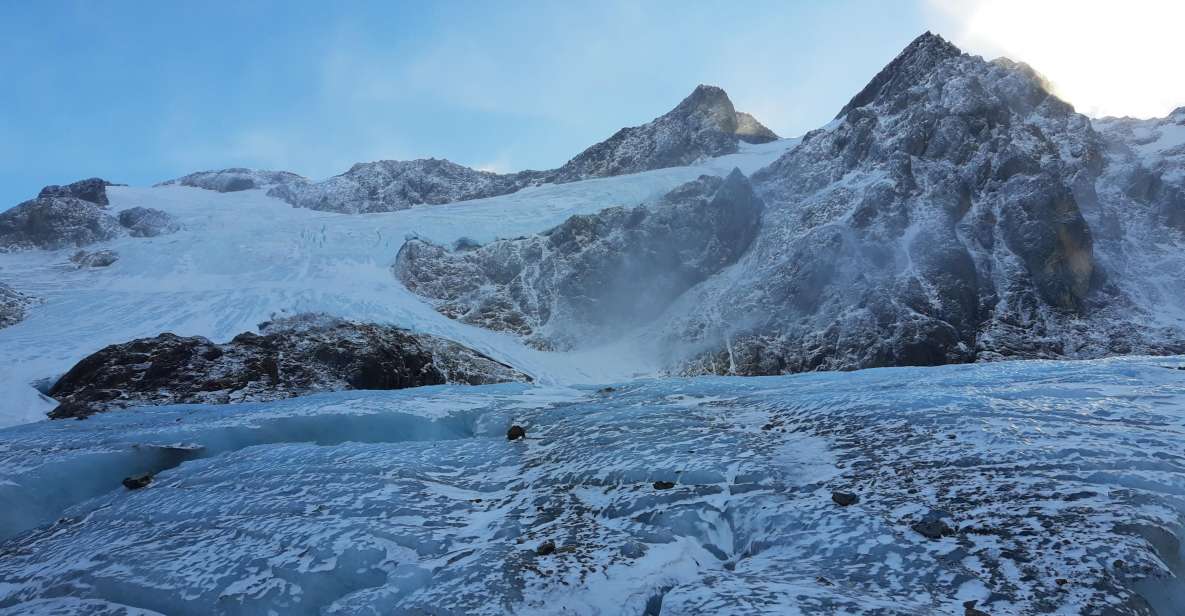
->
[0,356,1182,614]
[0,139,796,427]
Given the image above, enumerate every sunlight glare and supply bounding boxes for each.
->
[928,0,1185,118]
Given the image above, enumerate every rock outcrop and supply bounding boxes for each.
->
[47,313,529,418]
[0,196,123,252]
[117,207,181,237]
[0,282,35,329]
[158,168,307,193]
[395,170,763,350]
[267,159,547,214]
[37,177,113,207]
[69,249,119,268]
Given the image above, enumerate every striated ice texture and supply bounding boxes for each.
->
[1,356,1183,615]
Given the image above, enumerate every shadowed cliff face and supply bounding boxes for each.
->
[394,169,763,350]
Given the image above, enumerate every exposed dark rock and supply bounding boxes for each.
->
[117,207,181,237]
[535,540,556,556]
[122,474,152,490]
[1,282,36,329]
[0,196,123,251]
[38,178,112,207]
[158,168,307,193]
[507,425,526,441]
[395,170,763,350]
[653,481,675,490]
[70,249,119,268]
[964,600,990,616]
[831,491,859,506]
[911,510,956,540]
[47,313,529,418]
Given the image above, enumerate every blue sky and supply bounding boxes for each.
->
[2,1,1180,208]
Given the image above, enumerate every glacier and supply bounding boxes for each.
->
[0,356,1183,614]
[0,139,797,427]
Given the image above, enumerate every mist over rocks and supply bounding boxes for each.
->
[47,313,529,419]
[394,169,763,350]
[0,282,36,329]
[158,168,308,193]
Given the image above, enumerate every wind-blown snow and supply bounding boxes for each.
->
[0,356,1182,614]
[0,140,796,428]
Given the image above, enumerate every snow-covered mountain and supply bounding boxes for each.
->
[1,31,1185,614]
[159,85,779,215]
[397,33,1185,375]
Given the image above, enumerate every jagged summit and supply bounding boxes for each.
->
[837,31,964,118]
[669,84,739,133]
[551,84,778,182]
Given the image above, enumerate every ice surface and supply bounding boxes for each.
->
[0,356,1182,614]
[0,139,796,428]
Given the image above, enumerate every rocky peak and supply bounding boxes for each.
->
[837,31,964,118]
[670,84,739,134]
[550,84,773,183]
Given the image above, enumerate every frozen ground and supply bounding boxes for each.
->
[0,139,796,427]
[0,356,1182,614]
